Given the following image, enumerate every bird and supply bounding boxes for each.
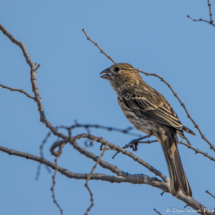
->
[100,63,195,197]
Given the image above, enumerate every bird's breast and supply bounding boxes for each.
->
[117,96,154,135]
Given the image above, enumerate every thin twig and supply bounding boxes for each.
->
[0,84,36,101]
[112,139,157,158]
[154,208,162,215]
[84,143,108,215]
[179,141,215,162]
[183,136,192,146]
[85,143,108,184]
[187,0,215,27]
[41,124,139,152]
[84,126,91,147]
[51,156,63,215]
[206,190,215,199]
[160,191,164,196]
[50,141,65,215]
[37,123,140,178]
[50,141,67,157]
[82,29,116,64]
[208,0,213,23]
[35,131,52,180]
[70,122,140,137]
[84,185,93,215]
[72,133,168,182]
[137,69,215,153]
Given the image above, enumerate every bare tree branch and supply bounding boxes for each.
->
[206,190,215,199]
[109,136,215,163]
[154,208,162,215]
[187,0,215,27]
[0,83,36,101]
[1,145,214,214]
[0,145,167,188]
[84,143,108,215]
[50,141,66,215]
[36,131,52,179]
[72,122,140,136]
[57,123,140,137]
[36,123,140,177]
[1,25,70,141]
[72,133,168,182]
[179,141,215,162]
[36,122,141,178]
[82,29,116,64]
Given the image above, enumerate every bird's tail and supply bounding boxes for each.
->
[156,126,192,197]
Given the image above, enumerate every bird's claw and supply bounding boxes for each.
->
[128,140,139,151]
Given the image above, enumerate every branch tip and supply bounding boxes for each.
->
[82,29,116,64]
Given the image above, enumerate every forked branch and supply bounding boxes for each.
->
[0,84,36,101]
[187,0,215,27]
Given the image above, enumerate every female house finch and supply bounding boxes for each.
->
[100,63,195,197]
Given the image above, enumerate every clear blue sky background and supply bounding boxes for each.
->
[0,1,215,214]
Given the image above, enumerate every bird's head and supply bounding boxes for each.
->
[100,63,143,93]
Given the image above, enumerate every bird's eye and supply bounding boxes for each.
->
[114,67,120,72]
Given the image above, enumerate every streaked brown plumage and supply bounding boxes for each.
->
[100,63,195,197]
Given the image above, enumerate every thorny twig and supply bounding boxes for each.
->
[51,156,63,215]
[179,141,215,162]
[84,125,91,147]
[160,191,164,196]
[41,123,140,148]
[112,137,215,163]
[0,84,36,101]
[70,121,140,137]
[206,190,215,199]
[154,208,162,215]
[84,143,108,215]
[36,123,140,179]
[50,141,66,215]
[183,136,192,146]
[72,133,168,182]
[35,131,52,180]
[82,29,116,64]
[187,0,215,27]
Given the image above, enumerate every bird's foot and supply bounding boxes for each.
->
[124,135,150,151]
[126,139,139,151]
[112,134,152,159]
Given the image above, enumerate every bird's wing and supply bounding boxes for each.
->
[121,90,183,130]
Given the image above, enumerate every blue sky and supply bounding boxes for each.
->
[0,0,215,214]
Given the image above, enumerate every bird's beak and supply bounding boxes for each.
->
[100,68,112,80]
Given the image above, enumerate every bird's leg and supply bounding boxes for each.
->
[112,133,153,159]
[127,133,152,151]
